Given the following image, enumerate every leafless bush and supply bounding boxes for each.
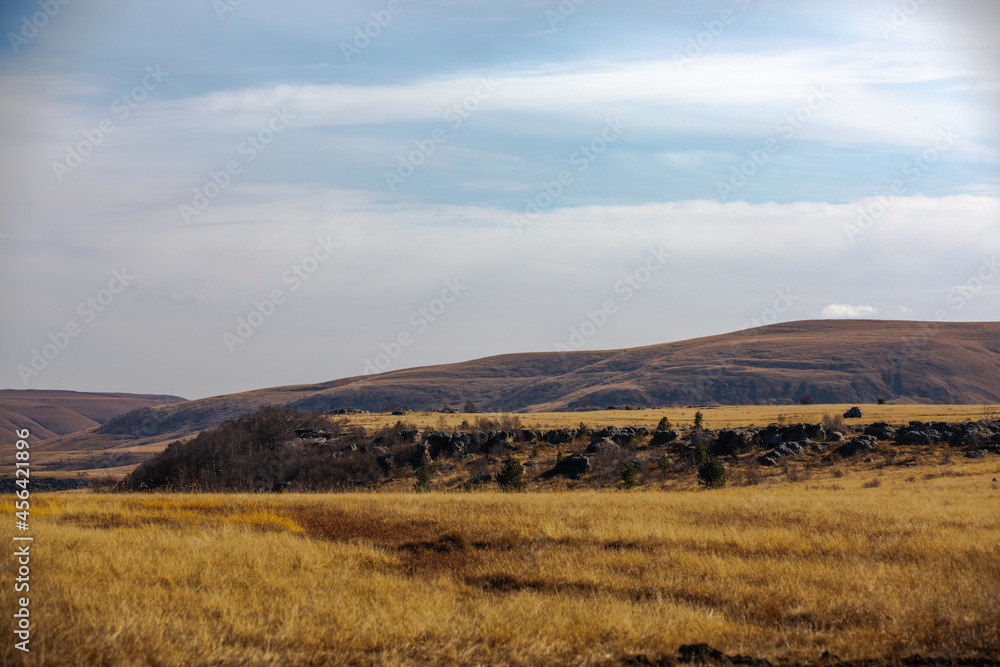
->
[822,414,844,432]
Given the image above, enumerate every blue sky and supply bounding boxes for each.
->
[1,0,998,399]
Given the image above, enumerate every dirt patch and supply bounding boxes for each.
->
[287,505,438,544]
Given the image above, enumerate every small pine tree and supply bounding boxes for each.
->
[694,444,726,488]
[693,411,704,430]
[799,393,815,405]
[620,460,639,489]
[656,416,672,431]
[413,466,432,492]
[496,455,525,492]
[877,397,886,405]
[576,422,589,439]
[656,453,671,473]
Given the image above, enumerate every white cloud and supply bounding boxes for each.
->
[119,45,993,154]
[821,303,879,319]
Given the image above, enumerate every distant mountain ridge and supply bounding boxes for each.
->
[27,320,1000,455]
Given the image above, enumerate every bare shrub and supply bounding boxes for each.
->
[822,414,844,432]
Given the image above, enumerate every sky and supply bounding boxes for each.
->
[0,0,998,400]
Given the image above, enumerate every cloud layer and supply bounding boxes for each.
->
[1,0,997,398]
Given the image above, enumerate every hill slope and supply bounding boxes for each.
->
[32,320,1000,457]
[0,390,186,446]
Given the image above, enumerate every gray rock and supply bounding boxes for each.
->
[864,422,897,441]
[544,428,575,445]
[902,430,939,446]
[542,452,591,478]
[376,453,394,473]
[711,429,754,456]
[410,443,433,468]
[834,435,877,458]
[649,430,679,446]
[586,437,620,455]
[469,473,493,485]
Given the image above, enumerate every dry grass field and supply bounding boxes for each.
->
[5,454,999,666]
[344,404,998,433]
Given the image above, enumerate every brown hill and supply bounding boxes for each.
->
[32,320,1000,461]
[0,390,186,446]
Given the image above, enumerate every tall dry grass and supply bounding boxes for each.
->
[3,459,999,665]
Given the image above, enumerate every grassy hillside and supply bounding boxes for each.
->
[0,390,186,446]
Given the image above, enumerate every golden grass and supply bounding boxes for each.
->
[345,404,999,432]
[4,457,1000,666]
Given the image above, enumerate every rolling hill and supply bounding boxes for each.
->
[0,390,186,447]
[29,320,1000,461]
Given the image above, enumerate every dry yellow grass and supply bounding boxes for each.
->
[344,404,999,432]
[4,455,1000,666]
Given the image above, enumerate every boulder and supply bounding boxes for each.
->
[409,443,433,468]
[711,429,753,456]
[542,452,591,478]
[649,430,678,446]
[376,453,394,474]
[833,435,877,458]
[758,441,804,466]
[596,426,642,446]
[469,473,493,485]
[864,422,897,441]
[902,430,940,446]
[826,431,844,442]
[294,428,329,439]
[544,428,575,445]
[423,431,454,458]
[586,437,620,455]
[486,430,515,450]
